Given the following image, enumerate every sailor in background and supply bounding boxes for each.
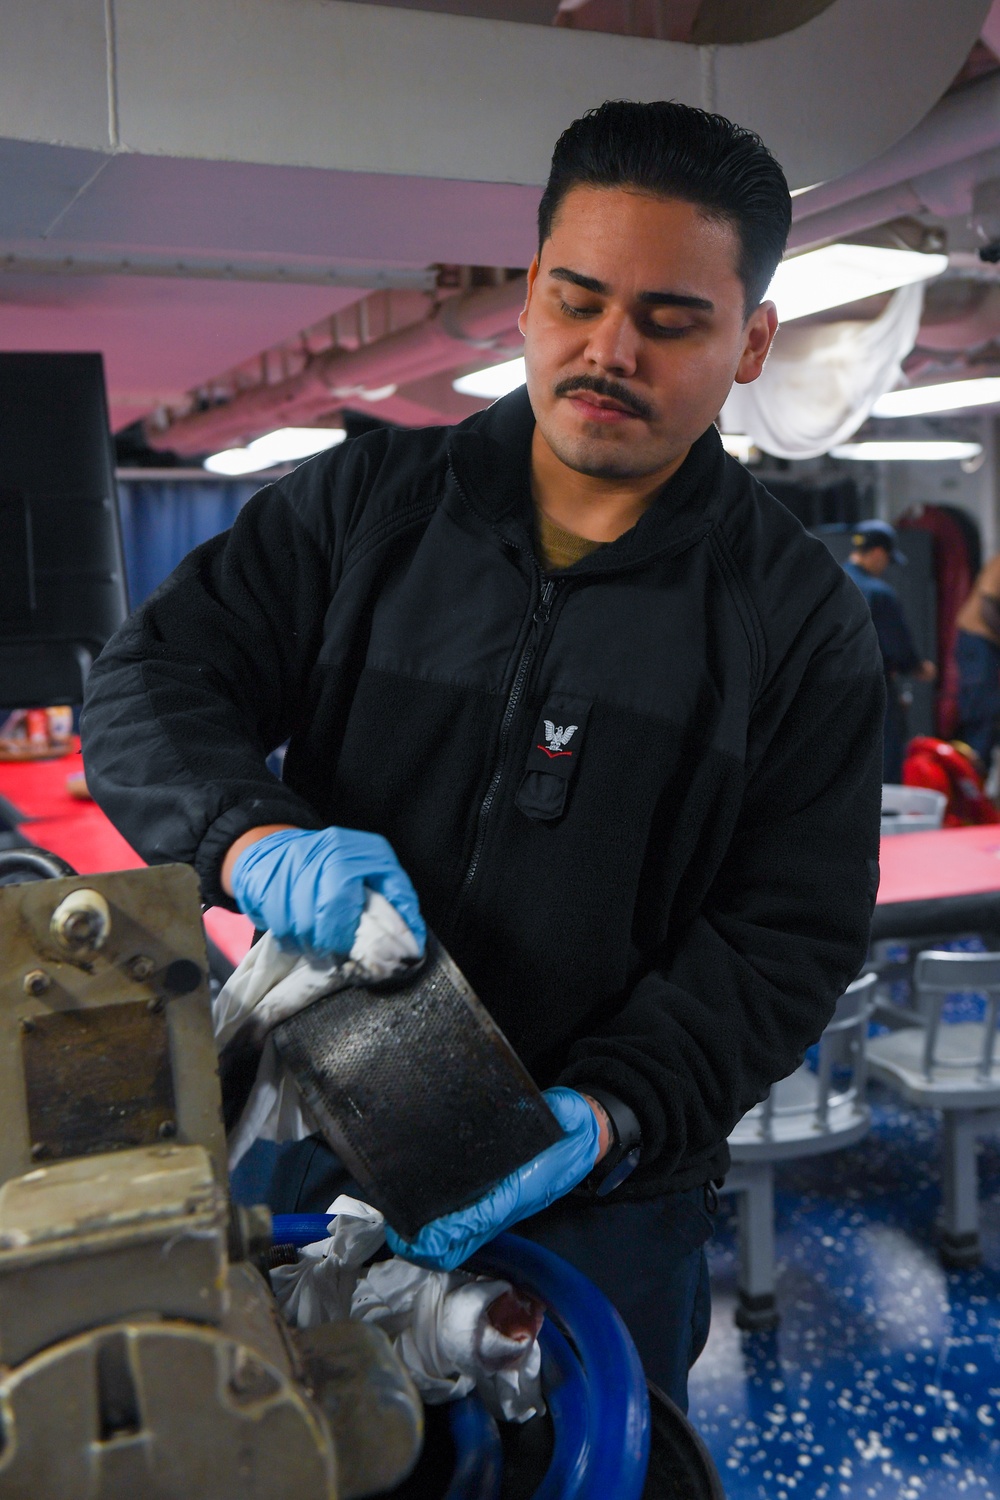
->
[843,520,937,782]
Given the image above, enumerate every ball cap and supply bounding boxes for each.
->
[851,519,907,566]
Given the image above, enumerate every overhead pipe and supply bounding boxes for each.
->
[790,69,1000,244]
[790,166,980,250]
[0,247,435,293]
[915,281,1000,350]
[145,277,527,455]
[793,69,1000,223]
[788,142,1000,250]
[787,182,927,250]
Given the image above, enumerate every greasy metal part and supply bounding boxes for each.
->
[22,1001,176,1162]
[264,1241,301,1270]
[295,1322,424,1500]
[229,1200,274,1265]
[0,1314,337,1500]
[0,1144,227,1367]
[0,865,426,1497]
[49,887,111,955]
[223,1260,301,1371]
[0,867,227,1186]
[274,933,562,1239]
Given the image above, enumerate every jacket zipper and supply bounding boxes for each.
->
[460,575,558,898]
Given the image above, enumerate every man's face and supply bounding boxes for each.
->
[862,546,892,577]
[519,186,777,481]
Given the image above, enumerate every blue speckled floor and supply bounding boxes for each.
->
[690,1087,1000,1498]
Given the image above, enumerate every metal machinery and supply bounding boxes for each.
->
[0,863,423,1500]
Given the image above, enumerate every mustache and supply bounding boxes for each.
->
[553,375,655,422]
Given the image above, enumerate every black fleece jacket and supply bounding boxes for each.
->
[81,388,884,1197]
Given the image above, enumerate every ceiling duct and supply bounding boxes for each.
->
[0,0,990,197]
[556,0,838,44]
[790,69,1000,248]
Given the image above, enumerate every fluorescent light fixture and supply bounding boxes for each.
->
[766,244,947,323]
[453,356,525,400]
[203,448,264,476]
[873,377,1000,418]
[720,433,756,462]
[204,426,345,475]
[830,441,982,462]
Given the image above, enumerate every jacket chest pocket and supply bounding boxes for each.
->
[515,696,592,822]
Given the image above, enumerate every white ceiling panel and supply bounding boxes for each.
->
[0,0,109,150]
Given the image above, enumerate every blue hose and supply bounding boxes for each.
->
[533,1319,591,1500]
[267,1215,649,1498]
[445,1396,503,1500]
[477,1233,650,1500]
[271,1213,335,1247]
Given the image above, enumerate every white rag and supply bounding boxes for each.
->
[214,891,422,1169]
[271,1196,546,1423]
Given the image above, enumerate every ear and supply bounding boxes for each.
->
[517,255,540,338]
[733,301,779,386]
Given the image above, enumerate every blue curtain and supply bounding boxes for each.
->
[116,479,261,606]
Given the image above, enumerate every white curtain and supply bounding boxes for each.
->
[719,283,924,461]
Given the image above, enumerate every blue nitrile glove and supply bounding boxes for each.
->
[385,1086,601,1271]
[230,826,426,958]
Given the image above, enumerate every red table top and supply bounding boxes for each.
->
[875,823,1000,906]
[0,747,254,966]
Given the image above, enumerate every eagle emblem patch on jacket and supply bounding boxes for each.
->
[540,721,578,757]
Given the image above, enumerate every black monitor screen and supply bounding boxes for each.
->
[0,353,128,707]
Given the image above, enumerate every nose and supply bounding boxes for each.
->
[583,308,640,378]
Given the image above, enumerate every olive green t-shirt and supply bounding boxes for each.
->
[535,507,606,572]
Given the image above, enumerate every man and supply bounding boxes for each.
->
[842,520,936,782]
[82,101,883,1409]
[954,551,1000,769]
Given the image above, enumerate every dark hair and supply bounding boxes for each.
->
[538,100,791,317]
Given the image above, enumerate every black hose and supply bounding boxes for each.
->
[0,847,79,885]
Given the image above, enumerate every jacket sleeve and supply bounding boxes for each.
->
[558,594,884,1186]
[81,473,338,906]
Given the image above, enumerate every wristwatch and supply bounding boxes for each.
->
[579,1088,643,1198]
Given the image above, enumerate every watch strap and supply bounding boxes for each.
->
[579,1088,642,1197]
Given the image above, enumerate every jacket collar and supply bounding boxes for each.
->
[447,386,728,571]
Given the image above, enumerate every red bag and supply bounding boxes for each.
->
[903,736,1000,826]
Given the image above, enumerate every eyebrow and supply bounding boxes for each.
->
[548,265,715,312]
